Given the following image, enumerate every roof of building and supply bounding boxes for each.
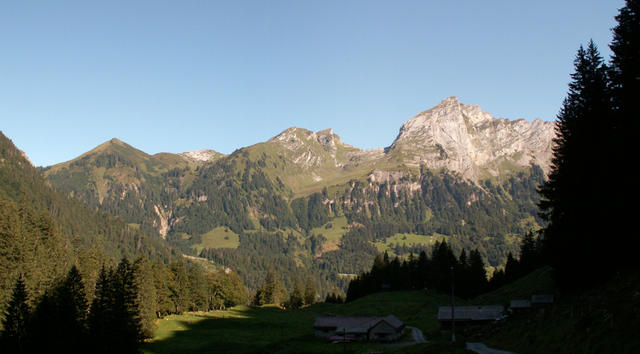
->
[314,315,405,332]
[437,306,504,321]
[531,294,554,304]
[510,299,532,308]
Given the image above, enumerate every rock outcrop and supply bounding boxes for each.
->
[387,97,554,180]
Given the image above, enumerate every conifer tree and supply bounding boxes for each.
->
[168,260,191,313]
[303,275,317,306]
[132,256,157,338]
[608,0,640,271]
[538,41,611,289]
[258,269,287,306]
[56,265,89,353]
[1,275,30,353]
[288,277,305,309]
[88,266,114,354]
[111,258,142,353]
[468,250,488,297]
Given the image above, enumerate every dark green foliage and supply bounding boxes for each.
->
[324,292,344,303]
[132,256,158,338]
[24,266,89,354]
[0,132,175,323]
[207,270,248,310]
[538,41,618,290]
[608,0,640,272]
[346,241,489,302]
[0,197,71,326]
[287,278,305,309]
[537,1,640,290]
[303,275,317,306]
[0,275,30,353]
[88,259,143,354]
[168,260,191,314]
[187,263,209,311]
[255,269,287,306]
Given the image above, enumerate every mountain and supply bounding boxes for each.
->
[387,97,554,181]
[42,138,225,239]
[39,98,552,293]
[0,131,176,319]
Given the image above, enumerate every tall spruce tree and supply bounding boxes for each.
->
[88,266,114,354]
[111,258,142,354]
[288,277,305,309]
[55,265,89,353]
[303,275,317,306]
[1,275,30,354]
[538,42,612,289]
[608,0,640,271]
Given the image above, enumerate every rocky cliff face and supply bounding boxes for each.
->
[387,97,555,181]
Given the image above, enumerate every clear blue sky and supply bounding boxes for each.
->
[0,0,624,167]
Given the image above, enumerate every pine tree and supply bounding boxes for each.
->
[504,252,520,284]
[132,256,157,338]
[468,250,488,297]
[168,260,191,313]
[56,265,89,353]
[111,258,142,354]
[258,269,287,306]
[608,0,640,271]
[288,278,305,309]
[88,266,114,354]
[303,275,317,306]
[1,275,30,353]
[538,41,612,289]
[518,231,539,275]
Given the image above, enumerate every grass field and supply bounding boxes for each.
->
[309,216,349,243]
[372,233,448,257]
[191,227,240,253]
[142,290,470,354]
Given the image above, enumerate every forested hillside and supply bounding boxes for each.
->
[40,121,547,295]
[0,132,177,324]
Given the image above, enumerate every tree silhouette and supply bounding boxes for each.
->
[1,275,30,353]
[608,0,640,271]
[538,41,611,289]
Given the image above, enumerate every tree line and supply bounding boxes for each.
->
[252,269,317,309]
[346,231,545,302]
[0,257,247,354]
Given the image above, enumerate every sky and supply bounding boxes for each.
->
[0,0,625,167]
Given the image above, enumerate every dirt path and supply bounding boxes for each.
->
[385,326,426,349]
[407,326,426,343]
[466,342,517,354]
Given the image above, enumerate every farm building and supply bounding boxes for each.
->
[509,299,532,313]
[531,294,554,306]
[313,315,405,342]
[437,306,505,328]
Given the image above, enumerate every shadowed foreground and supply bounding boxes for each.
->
[142,291,471,354]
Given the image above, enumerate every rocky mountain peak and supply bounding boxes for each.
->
[388,97,555,181]
[180,149,222,163]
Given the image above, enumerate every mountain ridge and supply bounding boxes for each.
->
[35,98,550,290]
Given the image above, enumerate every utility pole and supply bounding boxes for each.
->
[451,266,456,343]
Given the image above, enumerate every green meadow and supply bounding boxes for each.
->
[192,227,240,253]
[142,290,470,354]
